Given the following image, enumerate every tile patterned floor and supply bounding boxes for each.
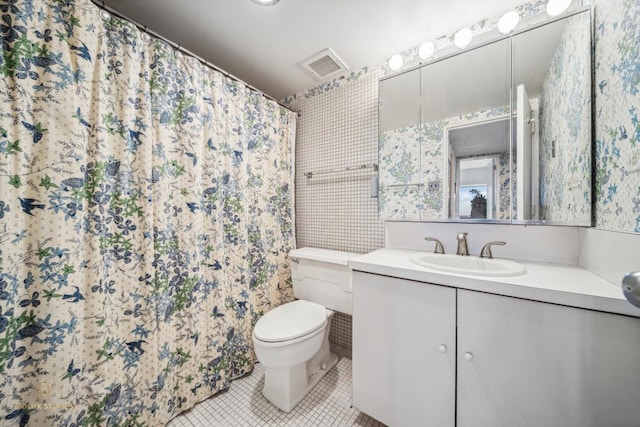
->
[167,346,385,427]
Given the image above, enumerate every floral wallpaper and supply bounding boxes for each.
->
[538,11,592,224]
[0,0,296,426]
[378,124,422,220]
[499,151,515,220]
[378,185,422,220]
[594,0,640,233]
[379,107,512,221]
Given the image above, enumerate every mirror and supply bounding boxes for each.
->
[512,11,592,224]
[378,69,422,220]
[378,9,592,225]
[423,37,511,221]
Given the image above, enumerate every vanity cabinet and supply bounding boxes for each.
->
[352,271,456,427]
[352,271,640,427]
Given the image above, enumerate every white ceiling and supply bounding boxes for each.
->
[102,0,530,100]
[450,118,511,157]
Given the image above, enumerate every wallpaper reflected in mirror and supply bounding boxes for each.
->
[512,11,592,224]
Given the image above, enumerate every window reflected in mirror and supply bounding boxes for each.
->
[447,117,511,220]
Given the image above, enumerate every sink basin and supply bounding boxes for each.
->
[410,253,526,277]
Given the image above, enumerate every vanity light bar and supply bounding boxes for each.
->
[498,11,520,34]
[454,28,473,49]
[388,54,404,71]
[380,6,591,81]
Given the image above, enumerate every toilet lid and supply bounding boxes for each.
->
[254,300,327,343]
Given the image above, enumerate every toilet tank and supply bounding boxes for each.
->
[290,247,360,315]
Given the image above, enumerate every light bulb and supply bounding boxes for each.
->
[546,0,571,16]
[418,42,435,60]
[498,11,520,34]
[389,54,403,71]
[454,28,473,49]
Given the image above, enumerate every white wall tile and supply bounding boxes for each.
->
[292,71,385,255]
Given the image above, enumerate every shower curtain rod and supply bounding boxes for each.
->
[89,0,299,116]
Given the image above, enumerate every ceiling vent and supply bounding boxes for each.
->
[300,48,348,81]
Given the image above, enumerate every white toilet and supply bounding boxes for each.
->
[252,247,358,412]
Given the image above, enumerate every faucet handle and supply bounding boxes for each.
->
[424,237,445,254]
[457,232,468,240]
[480,241,506,259]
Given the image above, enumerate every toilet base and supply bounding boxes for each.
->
[262,352,338,413]
[261,315,338,413]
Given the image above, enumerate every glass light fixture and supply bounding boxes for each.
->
[389,54,403,71]
[454,28,473,49]
[418,42,435,60]
[498,11,520,34]
[546,0,571,16]
[251,0,280,5]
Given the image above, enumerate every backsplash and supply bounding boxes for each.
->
[594,0,640,233]
[385,222,580,264]
[538,11,592,223]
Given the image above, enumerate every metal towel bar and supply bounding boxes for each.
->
[304,163,378,179]
[384,183,424,188]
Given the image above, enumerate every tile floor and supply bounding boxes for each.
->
[167,346,385,427]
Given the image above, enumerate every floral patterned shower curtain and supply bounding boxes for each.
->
[0,0,296,425]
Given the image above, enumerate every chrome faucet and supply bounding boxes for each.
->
[456,232,469,256]
[424,237,445,254]
[480,241,506,259]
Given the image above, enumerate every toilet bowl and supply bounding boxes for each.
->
[253,300,338,412]
[252,247,359,412]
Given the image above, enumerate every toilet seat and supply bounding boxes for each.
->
[254,300,327,343]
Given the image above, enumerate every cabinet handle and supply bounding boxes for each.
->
[438,344,447,353]
[464,352,474,361]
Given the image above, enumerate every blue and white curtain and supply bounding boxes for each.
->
[0,0,296,425]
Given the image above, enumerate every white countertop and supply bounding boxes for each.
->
[349,248,640,318]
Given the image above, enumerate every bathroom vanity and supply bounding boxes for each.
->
[350,248,640,427]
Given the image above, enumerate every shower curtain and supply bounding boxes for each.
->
[0,0,296,425]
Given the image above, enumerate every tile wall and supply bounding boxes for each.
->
[290,71,385,255]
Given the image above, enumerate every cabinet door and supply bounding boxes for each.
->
[352,272,456,427]
[458,289,640,427]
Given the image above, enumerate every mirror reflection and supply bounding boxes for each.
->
[378,69,422,220]
[448,117,512,220]
[423,37,511,221]
[512,11,592,223]
[378,9,592,225]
